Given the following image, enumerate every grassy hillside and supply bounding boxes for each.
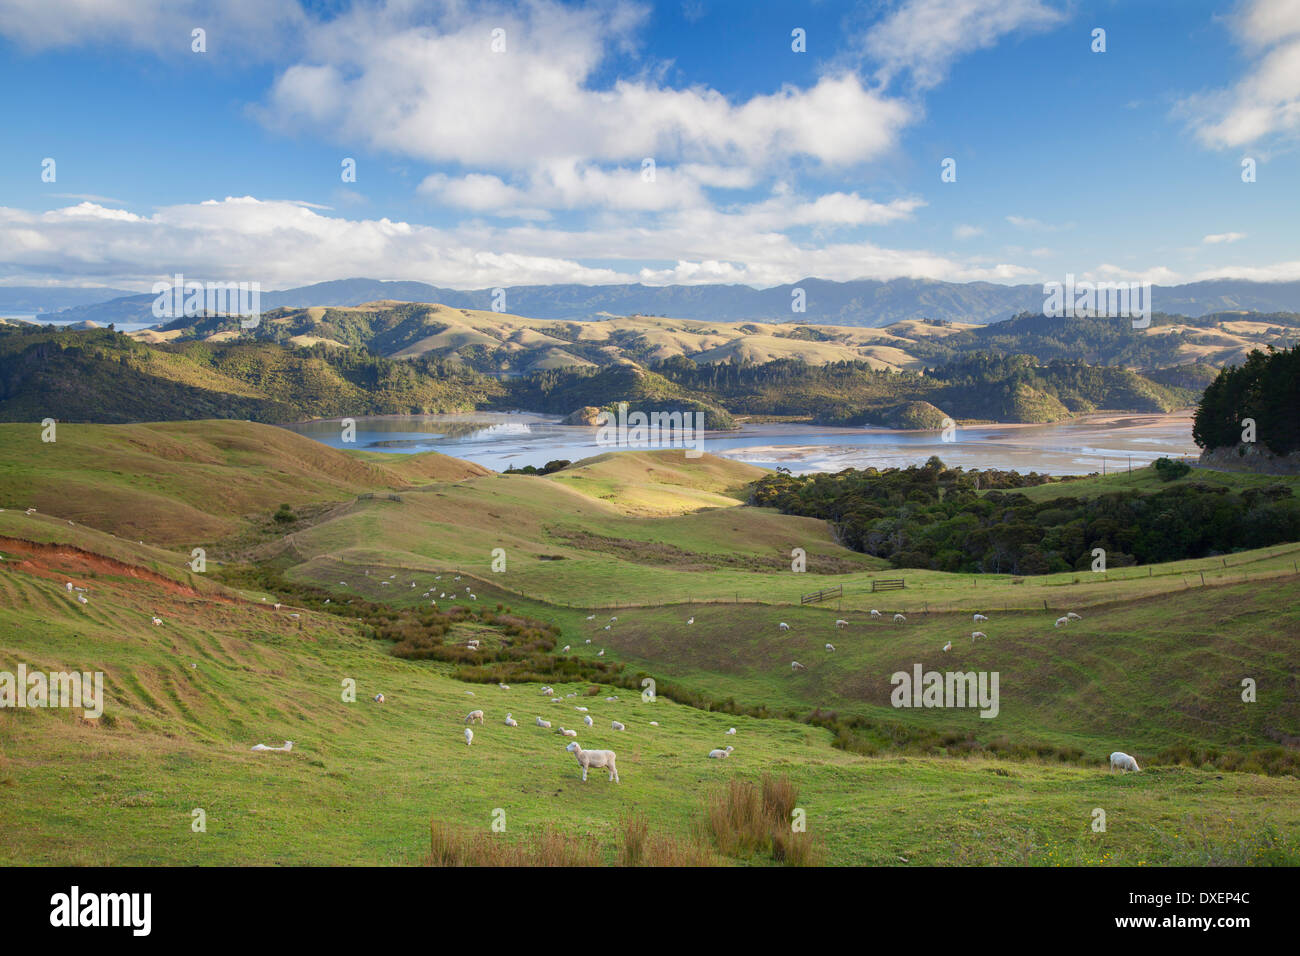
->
[1,513,1294,866]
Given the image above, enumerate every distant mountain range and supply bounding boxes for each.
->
[32,277,1300,328]
[1,286,134,314]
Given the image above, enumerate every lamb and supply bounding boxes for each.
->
[373,693,385,703]
[835,619,848,628]
[1109,751,1140,773]
[942,641,952,653]
[603,625,611,631]
[586,614,596,620]
[649,721,659,727]
[465,709,485,724]
[574,706,589,712]
[791,660,806,671]
[611,720,625,731]
[542,686,554,696]
[687,616,695,624]
[779,622,790,631]
[504,714,518,726]
[973,614,989,623]
[893,614,906,623]
[562,645,571,653]
[1055,616,1069,627]
[565,742,619,782]
[971,631,987,642]
[825,643,835,652]
[536,717,552,728]
[597,649,605,657]
[583,715,593,727]
[558,727,578,737]
[1067,612,1082,621]
[498,683,510,690]
[707,746,734,759]
[464,728,473,746]
[870,609,882,619]
[725,727,736,736]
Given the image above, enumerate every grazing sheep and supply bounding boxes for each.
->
[610,617,618,622]
[825,643,835,652]
[558,727,578,737]
[536,717,552,728]
[251,741,293,752]
[893,614,906,623]
[972,631,986,642]
[565,742,619,782]
[870,609,882,619]
[151,617,163,626]
[791,660,806,671]
[649,721,659,726]
[707,746,734,759]
[465,710,485,724]
[611,720,625,731]
[585,639,592,644]
[464,728,473,746]
[504,714,518,726]
[779,622,790,631]
[575,706,589,712]
[562,645,571,652]
[583,715,593,727]
[586,614,595,620]
[542,686,554,696]
[604,696,619,702]
[77,595,87,605]
[498,683,510,690]
[1109,751,1140,773]
[1055,616,1069,627]
[974,614,989,623]
[835,619,848,628]
[725,727,736,736]
[597,650,605,657]
[687,616,695,624]
[942,641,952,653]
[603,625,611,631]
[1067,612,1082,621]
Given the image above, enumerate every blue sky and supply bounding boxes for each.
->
[0,0,1297,292]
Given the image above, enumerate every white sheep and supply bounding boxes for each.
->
[603,625,611,631]
[791,660,806,671]
[464,728,473,746]
[707,746,734,759]
[942,641,952,653]
[151,617,163,626]
[575,706,589,712]
[373,693,385,704]
[835,619,848,628]
[542,686,554,696]
[565,742,619,782]
[610,616,618,622]
[536,717,552,728]
[251,741,293,752]
[586,614,595,620]
[1067,612,1082,621]
[779,622,790,631]
[974,613,989,623]
[893,613,906,623]
[725,727,736,736]
[505,714,518,726]
[649,721,659,727]
[558,727,578,737]
[597,650,605,657]
[972,631,986,642]
[562,645,571,652]
[687,616,695,624]
[465,710,485,724]
[1055,616,1069,627]
[870,609,882,619]
[1109,751,1140,773]
[583,715,593,727]
[611,720,625,731]
[585,639,592,644]
[825,643,835,652]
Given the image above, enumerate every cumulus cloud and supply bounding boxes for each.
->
[0,197,1016,290]
[1203,232,1247,244]
[860,0,1064,90]
[1182,0,1300,147]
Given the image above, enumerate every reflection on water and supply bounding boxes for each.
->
[281,411,1199,476]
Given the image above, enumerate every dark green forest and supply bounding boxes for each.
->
[1193,344,1299,456]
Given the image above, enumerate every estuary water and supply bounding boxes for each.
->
[281,410,1199,476]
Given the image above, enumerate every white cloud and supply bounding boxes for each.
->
[953,224,984,239]
[0,197,1018,291]
[861,0,1064,90]
[1183,0,1300,147]
[1203,232,1247,244]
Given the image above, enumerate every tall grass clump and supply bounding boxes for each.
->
[705,773,823,865]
